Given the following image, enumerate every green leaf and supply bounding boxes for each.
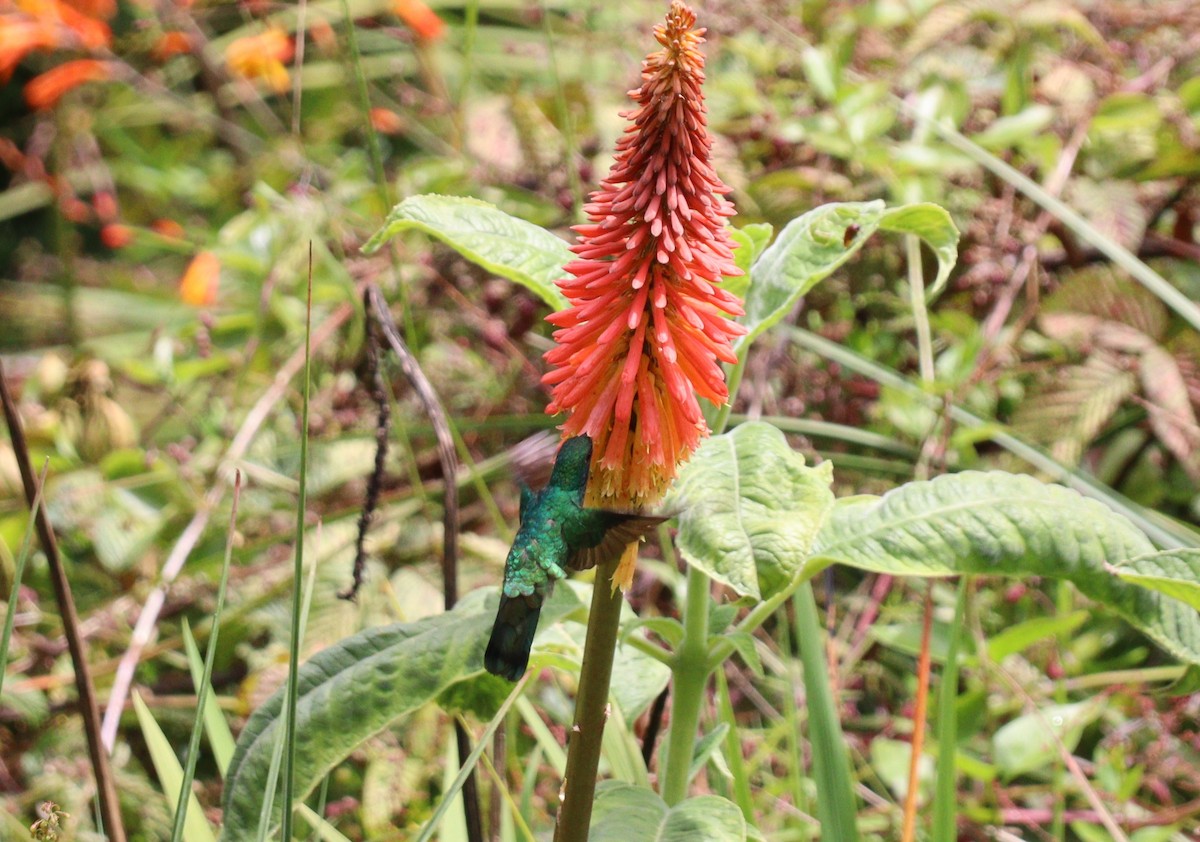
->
[740,200,960,345]
[718,631,763,677]
[870,737,933,801]
[993,701,1102,779]
[971,105,1056,150]
[986,611,1089,662]
[725,223,773,301]
[811,472,1200,666]
[688,723,731,784]
[590,782,747,842]
[132,692,219,842]
[219,586,582,839]
[1110,549,1200,611]
[362,195,571,309]
[878,203,960,295]
[740,201,885,346]
[666,422,835,601]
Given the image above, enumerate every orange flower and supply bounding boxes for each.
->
[100,222,131,249]
[225,27,293,93]
[15,0,111,49]
[543,0,744,536]
[152,30,191,61]
[151,218,184,239]
[309,18,336,54]
[24,58,110,109]
[59,194,90,223]
[392,0,443,41]
[369,107,403,135]
[180,251,219,306]
[0,18,57,81]
[92,189,116,221]
[60,0,115,19]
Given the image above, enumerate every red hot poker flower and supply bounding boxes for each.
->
[543,1,745,515]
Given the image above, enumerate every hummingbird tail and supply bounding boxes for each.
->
[485,594,542,681]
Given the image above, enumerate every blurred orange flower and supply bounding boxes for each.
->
[392,0,443,42]
[100,222,131,249]
[309,18,335,53]
[1,0,111,81]
[24,57,110,109]
[542,1,744,539]
[16,0,110,48]
[225,27,293,93]
[152,30,191,61]
[151,218,185,239]
[180,251,219,306]
[0,18,57,81]
[60,0,115,18]
[369,107,403,135]
[92,189,116,220]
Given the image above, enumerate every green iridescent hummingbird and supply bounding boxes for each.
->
[484,435,665,681]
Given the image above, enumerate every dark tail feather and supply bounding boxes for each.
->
[484,594,542,681]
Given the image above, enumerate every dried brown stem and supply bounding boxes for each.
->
[0,360,126,842]
[365,283,482,842]
[900,586,934,842]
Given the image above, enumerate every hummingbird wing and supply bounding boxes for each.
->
[567,511,669,572]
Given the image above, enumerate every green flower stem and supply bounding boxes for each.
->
[553,557,625,842]
[659,563,712,805]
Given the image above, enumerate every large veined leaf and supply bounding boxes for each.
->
[665,422,835,601]
[811,471,1200,666]
[220,586,583,838]
[1111,549,1200,612]
[739,201,958,346]
[362,194,571,309]
[590,782,746,842]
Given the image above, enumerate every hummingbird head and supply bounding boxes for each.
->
[548,435,593,498]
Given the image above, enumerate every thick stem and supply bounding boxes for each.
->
[659,563,712,805]
[552,553,627,842]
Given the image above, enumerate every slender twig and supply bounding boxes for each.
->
[170,471,242,842]
[900,586,933,842]
[0,360,127,842]
[101,302,355,749]
[366,283,483,842]
[341,290,390,600]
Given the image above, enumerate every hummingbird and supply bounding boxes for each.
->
[484,435,666,681]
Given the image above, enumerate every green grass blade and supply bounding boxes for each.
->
[171,475,242,842]
[414,676,532,842]
[714,668,754,823]
[931,579,968,842]
[295,803,354,842]
[181,620,236,776]
[131,691,218,842]
[281,258,317,841]
[793,582,859,842]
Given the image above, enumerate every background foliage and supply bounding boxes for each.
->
[1,0,1199,840]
